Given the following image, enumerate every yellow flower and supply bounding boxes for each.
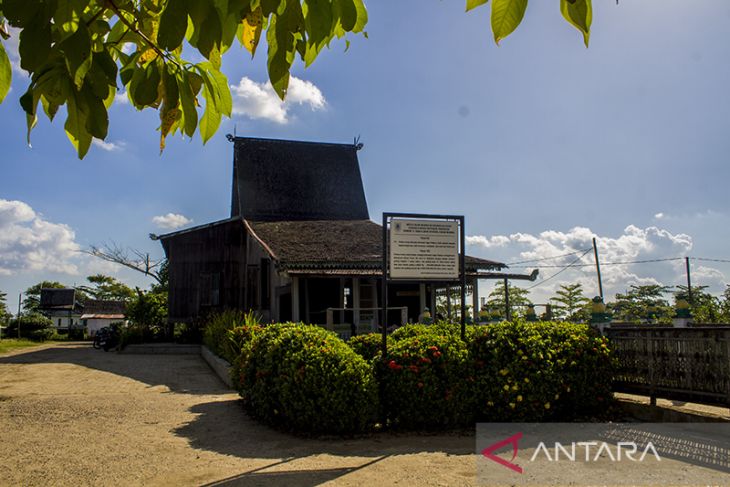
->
[517,350,523,356]
[544,402,551,410]
[512,384,519,391]
[554,393,560,400]
[517,395,523,402]
[566,386,571,393]
[503,384,509,391]
[487,401,494,407]
[524,378,530,383]
[499,368,509,376]
[509,402,516,409]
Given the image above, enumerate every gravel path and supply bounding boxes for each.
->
[0,343,475,486]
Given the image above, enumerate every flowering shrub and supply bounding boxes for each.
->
[469,321,614,421]
[379,327,474,428]
[233,323,378,434]
[347,333,390,361]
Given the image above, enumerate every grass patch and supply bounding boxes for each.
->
[0,338,44,354]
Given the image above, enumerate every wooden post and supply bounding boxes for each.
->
[339,278,345,325]
[419,283,426,317]
[472,278,479,323]
[291,276,300,322]
[446,286,452,321]
[17,293,22,339]
[353,278,361,327]
[304,279,310,324]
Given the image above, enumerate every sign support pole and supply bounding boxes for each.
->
[460,216,466,340]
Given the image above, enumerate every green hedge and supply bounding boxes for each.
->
[203,310,261,363]
[5,313,54,341]
[233,323,378,435]
[468,321,613,421]
[213,318,614,434]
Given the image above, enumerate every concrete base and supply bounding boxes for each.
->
[616,392,730,423]
[121,343,201,355]
[201,345,234,388]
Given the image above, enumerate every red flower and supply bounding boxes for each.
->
[388,360,402,370]
[432,351,442,359]
[417,382,424,389]
[419,357,432,364]
[409,365,420,373]
[428,346,439,352]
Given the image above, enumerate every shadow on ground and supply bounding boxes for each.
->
[0,342,228,395]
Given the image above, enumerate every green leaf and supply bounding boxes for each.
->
[129,63,161,107]
[207,67,231,116]
[54,0,85,40]
[466,0,489,12]
[335,0,357,31]
[65,86,92,159]
[197,6,223,59]
[266,3,300,100]
[19,16,52,71]
[61,23,93,90]
[158,0,189,50]
[199,82,221,144]
[491,0,528,45]
[560,0,592,47]
[178,71,198,137]
[0,42,11,103]
[82,83,109,140]
[352,0,368,33]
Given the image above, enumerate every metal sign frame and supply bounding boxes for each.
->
[381,212,467,354]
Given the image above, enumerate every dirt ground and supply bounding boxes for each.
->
[0,343,476,486]
[2,343,729,487]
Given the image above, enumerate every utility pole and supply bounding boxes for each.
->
[685,257,693,305]
[592,238,604,300]
[17,293,22,339]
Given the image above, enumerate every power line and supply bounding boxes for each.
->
[525,248,593,290]
[510,257,685,268]
[506,248,592,266]
[691,257,730,264]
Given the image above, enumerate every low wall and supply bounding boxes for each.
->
[201,345,233,388]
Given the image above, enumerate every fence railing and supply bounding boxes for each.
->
[606,326,730,407]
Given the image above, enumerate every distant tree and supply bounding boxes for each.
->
[78,274,135,301]
[608,285,673,324]
[126,290,168,332]
[86,243,166,286]
[550,283,590,322]
[0,289,10,323]
[484,281,532,320]
[674,285,728,324]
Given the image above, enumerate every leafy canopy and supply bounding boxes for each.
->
[0,0,591,159]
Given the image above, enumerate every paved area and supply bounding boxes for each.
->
[0,343,475,486]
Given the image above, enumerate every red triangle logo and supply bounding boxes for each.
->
[481,432,523,474]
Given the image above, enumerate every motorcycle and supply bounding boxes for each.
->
[93,324,121,351]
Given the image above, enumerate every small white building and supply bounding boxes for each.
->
[80,300,127,336]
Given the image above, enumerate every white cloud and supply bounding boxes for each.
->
[114,90,129,105]
[152,213,192,230]
[230,76,326,124]
[92,139,126,151]
[0,199,81,275]
[654,212,665,220]
[467,225,726,301]
[466,234,510,248]
[4,27,25,77]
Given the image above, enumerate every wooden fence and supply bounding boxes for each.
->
[606,326,730,407]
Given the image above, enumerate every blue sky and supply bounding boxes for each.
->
[2,0,730,310]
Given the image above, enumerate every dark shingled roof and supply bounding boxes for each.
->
[231,137,369,221]
[246,220,505,272]
[39,288,80,310]
[81,300,127,315]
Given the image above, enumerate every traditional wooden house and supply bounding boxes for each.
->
[157,137,508,331]
[39,288,84,330]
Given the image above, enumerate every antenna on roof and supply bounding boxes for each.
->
[354,135,364,151]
